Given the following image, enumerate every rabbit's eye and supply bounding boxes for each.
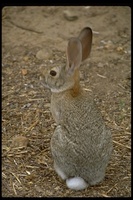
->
[50,70,57,76]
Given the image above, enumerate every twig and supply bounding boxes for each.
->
[7,150,28,157]
[84,88,92,92]
[118,83,125,90]
[113,140,131,150]
[26,120,39,131]
[2,172,7,178]
[12,182,17,195]
[100,193,110,197]
[106,183,118,194]
[9,19,43,34]
[26,165,39,169]
[28,98,44,101]
[11,172,22,185]
[2,87,22,100]
[97,73,107,78]
[93,31,100,35]
[100,183,118,197]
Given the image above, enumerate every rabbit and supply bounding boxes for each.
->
[41,27,113,190]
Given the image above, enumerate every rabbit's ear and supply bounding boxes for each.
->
[66,37,82,74]
[78,27,93,61]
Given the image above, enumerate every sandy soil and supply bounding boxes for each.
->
[2,6,131,197]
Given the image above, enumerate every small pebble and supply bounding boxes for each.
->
[23,56,29,62]
[63,10,78,21]
[116,46,124,52]
[21,69,28,76]
[36,48,53,60]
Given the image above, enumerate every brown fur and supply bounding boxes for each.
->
[70,69,81,97]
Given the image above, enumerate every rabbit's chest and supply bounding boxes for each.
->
[50,100,62,124]
[51,107,60,123]
[51,93,71,124]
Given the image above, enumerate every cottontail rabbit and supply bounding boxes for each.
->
[41,27,113,190]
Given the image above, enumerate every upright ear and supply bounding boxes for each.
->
[66,37,82,74]
[78,27,93,61]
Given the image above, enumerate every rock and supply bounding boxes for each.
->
[116,46,124,52]
[21,68,28,76]
[23,56,29,61]
[98,62,104,68]
[36,48,53,60]
[11,135,29,148]
[63,10,78,21]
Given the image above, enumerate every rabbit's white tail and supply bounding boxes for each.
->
[66,177,88,190]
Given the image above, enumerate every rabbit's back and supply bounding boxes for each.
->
[51,89,107,135]
[50,89,112,184]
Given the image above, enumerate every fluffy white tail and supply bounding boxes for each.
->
[66,177,88,190]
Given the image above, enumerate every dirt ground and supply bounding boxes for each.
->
[2,6,131,197]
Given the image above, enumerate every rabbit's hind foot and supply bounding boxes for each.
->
[54,162,67,180]
[66,177,88,190]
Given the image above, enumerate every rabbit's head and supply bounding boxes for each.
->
[41,27,92,94]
